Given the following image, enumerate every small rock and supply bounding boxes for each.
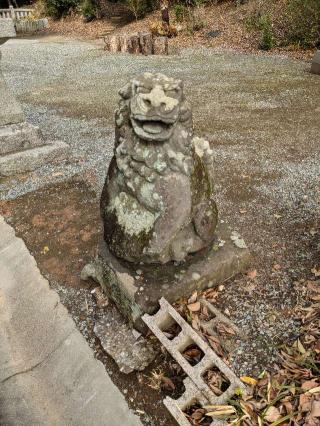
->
[94,306,157,374]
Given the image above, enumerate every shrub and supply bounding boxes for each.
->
[246,0,320,50]
[81,0,97,21]
[125,0,154,20]
[285,0,320,48]
[173,4,186,22]
[258,14,275,50]
[44,0,79,18]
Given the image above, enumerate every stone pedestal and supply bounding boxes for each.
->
[0,18,69,177]
[311,50,320,75]
[85,224,250,333]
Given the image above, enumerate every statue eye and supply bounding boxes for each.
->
[137,87,150,94]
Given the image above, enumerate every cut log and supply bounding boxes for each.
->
[139,32,153,55]
[104,32,167,56]
[130,34,140,54]
[119,34,128,53]
[153,36,168,55]
[107,35,120,53]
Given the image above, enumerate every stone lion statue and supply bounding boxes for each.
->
[101,72,218,264]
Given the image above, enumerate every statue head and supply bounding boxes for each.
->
[118,72,192,142]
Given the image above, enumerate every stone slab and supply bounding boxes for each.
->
[94,305,157,374]
[0,122,44,155]
[0,216,142,426]
[0,140,70,176]
[311,50,320,75]
[90,223,250,333]
[0,68,25,126]
[0,18,16,42]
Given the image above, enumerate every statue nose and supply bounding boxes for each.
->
[141,86,174,110]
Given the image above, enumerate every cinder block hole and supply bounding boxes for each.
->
[202,366,231,395]
[180,339,205,366]
[183,400,213,426]
[158,314,182,340]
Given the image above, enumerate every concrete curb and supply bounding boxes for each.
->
[0,216,142,426]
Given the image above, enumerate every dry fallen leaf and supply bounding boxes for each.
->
[161,376,175,391]
[310,400,320,418]
[306,281,320,293]
[264,406,281,423]
[307,386,320,394]
[241,376,258,386]
[301,380,319,391]
[187,301,201,312]
[247,269,258,280]
[188,291,198,304]
[311,267,320,277]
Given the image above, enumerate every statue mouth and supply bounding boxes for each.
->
[131,115,174,141]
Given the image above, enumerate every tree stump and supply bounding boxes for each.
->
[139,32,153,55]
[130,34,140,54]
[119,34,128,53]
[153,36,168,55]
[107,35,120,53]
[104,32,168,56]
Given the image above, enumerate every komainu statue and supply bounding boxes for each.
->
[101,72,218,264]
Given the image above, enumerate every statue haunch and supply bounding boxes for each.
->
[101,72,218,264]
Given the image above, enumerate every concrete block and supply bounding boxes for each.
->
[199,299,242,336]
[311,50,320,75]
[164,377,227,425]
[143,298,245,404]
[0,140,70,176]
[0,122,44,155]
[164,378,212,426]
[94,223,250,332]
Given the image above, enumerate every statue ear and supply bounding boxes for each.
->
[119,83,132,99]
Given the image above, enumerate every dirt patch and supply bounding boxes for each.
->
[0,180,100,288]
[0,179,184,426]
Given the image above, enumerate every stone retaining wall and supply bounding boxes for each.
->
[15,18,49,34]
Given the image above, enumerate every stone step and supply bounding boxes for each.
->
[0,122,44,155]
[0,140,70,176]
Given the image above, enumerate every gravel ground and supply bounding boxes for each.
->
[1,35,319,388]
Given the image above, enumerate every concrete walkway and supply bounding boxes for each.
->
[0,216,141,426]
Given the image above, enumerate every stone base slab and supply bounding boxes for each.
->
[0,140,70,176]
[89,223,251,333]
[0,122,44,155]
